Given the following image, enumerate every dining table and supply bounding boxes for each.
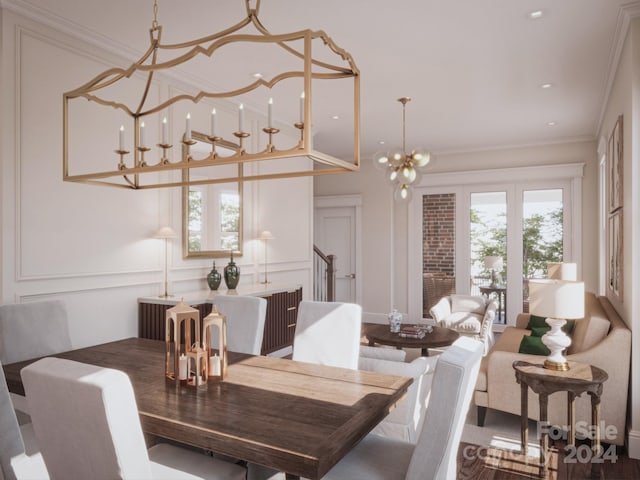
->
[2,337,412,480]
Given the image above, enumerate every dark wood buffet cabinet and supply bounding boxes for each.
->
[138,284,303,355]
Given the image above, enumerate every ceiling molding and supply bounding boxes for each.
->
[431,134,596,158]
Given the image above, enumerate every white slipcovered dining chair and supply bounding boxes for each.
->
[21,357,247,480]
[357,355,437,443]
[0,300,72,420]
[321,336,483,480]
[212,295,267,355]
[0,360,49,480]
[292,301,362,369]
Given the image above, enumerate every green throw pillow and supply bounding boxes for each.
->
[518,335,551,356]
[526,315,575,335]
[530,326,549,337]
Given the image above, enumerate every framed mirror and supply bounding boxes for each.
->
[182,131,243,258]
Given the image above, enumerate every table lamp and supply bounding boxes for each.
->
[528,278,584,371]
[483,256,503,288]
[258,230,274,284]
[547,262,577,281]
[154,226,177,298]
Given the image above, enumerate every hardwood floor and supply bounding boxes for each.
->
[457,440,640,479]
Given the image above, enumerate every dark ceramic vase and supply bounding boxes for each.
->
[207,261,222,291]
[224,252,240,290]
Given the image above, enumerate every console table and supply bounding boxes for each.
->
[138,284,302,355]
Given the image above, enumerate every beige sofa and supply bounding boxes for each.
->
[474,292,630,446]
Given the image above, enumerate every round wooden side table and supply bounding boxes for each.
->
[513,359,608,479]
[363,323,459,356]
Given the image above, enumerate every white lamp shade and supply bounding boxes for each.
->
[154,226,177,239]
[547,262,577,281]
[529,279,584,319]
[258,230,274,240]
[483,256,503,270]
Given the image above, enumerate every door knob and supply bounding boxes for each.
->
[345,273,356,279]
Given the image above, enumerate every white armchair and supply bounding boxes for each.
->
[429,294,497,354]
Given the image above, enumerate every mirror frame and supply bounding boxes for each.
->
[182,131,243,259]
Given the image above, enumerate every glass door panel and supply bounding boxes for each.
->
[522,189,563,311]
[470,191,507,323]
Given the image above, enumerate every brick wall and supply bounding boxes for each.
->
[422,193,456,315]
[423,193,455,275]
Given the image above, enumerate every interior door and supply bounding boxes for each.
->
[314,206,357,303]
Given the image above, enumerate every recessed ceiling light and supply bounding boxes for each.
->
[378,140,385,145]
[547,121,557,127]
[528,10,543,20]
[331,115,340,120]
[252,72,263,78]
[540,83,553,89]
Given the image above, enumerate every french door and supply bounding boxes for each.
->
[408,164,583,327]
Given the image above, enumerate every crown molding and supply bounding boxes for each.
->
[596,1,640,134]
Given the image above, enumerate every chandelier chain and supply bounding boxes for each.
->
[152,0,159,28]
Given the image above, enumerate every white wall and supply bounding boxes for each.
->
[599,15,640,458]
[0,8,313,348]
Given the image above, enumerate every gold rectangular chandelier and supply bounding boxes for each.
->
[62,0,360,189]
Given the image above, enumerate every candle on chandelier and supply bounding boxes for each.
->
[185,113,192,141]
[119,125,124,151]
[140,121,146,148]
[162,117,168,145]
[268,98,273,128]
[239,104,245,132]
[211,108,216,137]
[299,92,305,123]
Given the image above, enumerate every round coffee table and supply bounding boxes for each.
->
[363,323,460,356]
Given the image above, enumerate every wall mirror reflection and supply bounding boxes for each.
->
[182,131,243,258]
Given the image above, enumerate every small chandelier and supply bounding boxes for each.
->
[373,97,430,201]
[62,0,360,189]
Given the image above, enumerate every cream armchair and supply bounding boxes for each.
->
[429,294,497,354]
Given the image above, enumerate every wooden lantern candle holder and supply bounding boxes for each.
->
[165,299,201,386]
[203,306,228,381]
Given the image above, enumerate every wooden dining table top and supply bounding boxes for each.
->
[3,337,412,479]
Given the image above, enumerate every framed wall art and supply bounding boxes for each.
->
[608,115,623,212]
[608,210,623,301]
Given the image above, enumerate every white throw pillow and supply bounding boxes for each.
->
[451,295,486,315]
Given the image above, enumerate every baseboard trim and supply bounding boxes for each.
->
[627,429,640,459]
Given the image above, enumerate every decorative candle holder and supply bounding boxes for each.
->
[203,306,228,382]
[182,138,197,162]
[233,131,250,154]
[137,146,151,167]
[206,135,222,158]
[165,299,200,386]
[115,149,130,170]
[262,127,280,152]
[157,143,173,165]
[294,122,304,144]
[186,344,208,387]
